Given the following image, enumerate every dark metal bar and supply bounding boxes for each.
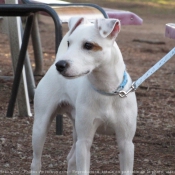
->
[0,4,62,118]
[21,0,107,136]
[20,2,63,134]
[0,4,62,54]
[20,18,36,100]
[6,14,34,117]
[56,115,63,135]
[31,14,44,76]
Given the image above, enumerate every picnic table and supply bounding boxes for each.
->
[0,0,143,134]
[165,23,175,39]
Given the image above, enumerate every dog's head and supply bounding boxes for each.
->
[55,17,121,78]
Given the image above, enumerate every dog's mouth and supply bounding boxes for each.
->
[61,70,90,79]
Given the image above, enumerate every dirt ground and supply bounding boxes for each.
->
[0,1,175,175]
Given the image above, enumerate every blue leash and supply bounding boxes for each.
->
[119,47,175,98]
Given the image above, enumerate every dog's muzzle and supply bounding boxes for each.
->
[55,60,69,73]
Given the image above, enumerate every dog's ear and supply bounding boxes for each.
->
[68,17,89,34]
[96,18,121,39]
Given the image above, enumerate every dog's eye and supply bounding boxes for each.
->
[84,42,94,50]
[67,41,70,47]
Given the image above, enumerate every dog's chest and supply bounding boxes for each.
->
[95,117,116,135]
[94,101,120,135]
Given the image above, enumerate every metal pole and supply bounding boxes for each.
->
[6,14,34,117]
[56,115,63,135]
[20,18,36,100]
[31,14,44,76]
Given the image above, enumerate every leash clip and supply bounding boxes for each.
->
[119,82,136,98]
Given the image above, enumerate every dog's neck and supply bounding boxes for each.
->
[88,43,126,94]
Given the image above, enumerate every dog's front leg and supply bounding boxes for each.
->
[118,139,134,175]
[31,108,57,175]
[116,117,136,175]
[31,69,59,175]
[75,108,98,175]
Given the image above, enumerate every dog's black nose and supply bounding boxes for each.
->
[55,60,69,73]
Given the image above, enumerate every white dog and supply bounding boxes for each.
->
[31,17,137,175]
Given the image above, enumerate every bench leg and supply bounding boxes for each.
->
[20,19,36,100]
[6,15,34,117]
[56,115,63,135]
[31,14,44,76]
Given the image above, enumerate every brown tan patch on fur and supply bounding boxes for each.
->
[93,43,102,51]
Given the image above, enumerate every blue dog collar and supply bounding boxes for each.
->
[93,71,128,96]
[115,71,128,92]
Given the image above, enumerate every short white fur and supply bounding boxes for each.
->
[31,17,137,175]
